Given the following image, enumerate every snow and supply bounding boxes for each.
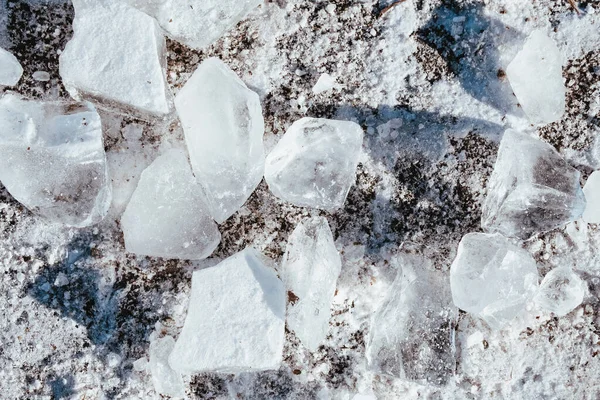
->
[0,94,110,227]
[175,57,265,223]
[149,336,185,398]
[583,171,600,223]
[282,216,342,351]
[120,148,220,260]
[312,73,338,95]
[450,232,539,330]
[534,267,586,317]
[169,248,285,373]
[481,129,586,239]
[265,117,364,211]
[0,47,23,86]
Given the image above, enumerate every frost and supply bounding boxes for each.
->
[149,336,185,398]
[534,267,585,316]
[0,47,22,86]
[583,171,600,223]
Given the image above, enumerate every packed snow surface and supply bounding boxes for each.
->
[0,47,22,86]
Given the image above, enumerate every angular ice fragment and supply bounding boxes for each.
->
[583,171,600,223]
[481,129,585,239]
[0,47,23,86]
[169,248,285,373]
[120,149,220,260]
[265,118,363,211]
[149,336,185,398]
[175,58,264,223]
[506,30,565,124]
[59,1,170,117]
[367,255,457,385]
[450,233,539,329]
[282,217,341,351]
[312,73,337,95]
[0,94,111,227]
[125,0,262,50]
[534,267,585,316]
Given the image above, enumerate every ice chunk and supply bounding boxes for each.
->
[0,94,111,227]
[450,233,539,329]
[534,267,585,316]
[265,118,363,211]
[59,1,170,117]
[312,73,337,95]
[120,149,220,260]
[169,248,285,373]
[583,171,600,223]
[0,47,23,86]
[125,0,262,50]
[506,30,565,124]
[282,217,341,351]
[149,336,185,398]
[481,129,585,239]
[367,255,457,385]
[175,58,264,223]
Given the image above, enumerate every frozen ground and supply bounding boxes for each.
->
[1,0,600,398]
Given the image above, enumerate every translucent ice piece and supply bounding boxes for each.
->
[0,47,22,86]
[149,336,185,398]
[583,171,600,223]
[534,267,585,316]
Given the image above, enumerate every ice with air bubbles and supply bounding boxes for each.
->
[534,267,585,317]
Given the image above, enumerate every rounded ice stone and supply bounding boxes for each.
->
[583,171,600,224]
[0,47,23,86]
[534,267,585,316]
[450,232,539,329]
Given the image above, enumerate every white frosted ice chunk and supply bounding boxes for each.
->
[169,248,285,373]
[149,336,185,398]
[506,30,565,124]
[450,233,539,329]
[0,94,111,227]
[59,1,170,116]
[583,171,600,223]
[312,73,337,95]
[482,129,585,239]
[175,58,264,223]
[126,0,262,50]
[265,118,363,211]
[0,47,23,86]
[120,149,220,260]
[534,267,585,316]
[282,217,341,351]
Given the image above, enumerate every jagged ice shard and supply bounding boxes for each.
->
[0,47,22,86]
[481,129,585,239]
[120,149,220,260]
[149,336,185,398]
[506,30,566,125]
[282,217,341,351]
[169,248,285,373]
[534,267,585,317]
[59,0,170,117]
[0,94,110,227]
[265,118,363,211]
[450,233,539,329]
[175,57,264,223]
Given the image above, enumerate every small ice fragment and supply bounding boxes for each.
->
[534,267,585,316]
[450,232,539,329]
[32,71,50,82]
[265,118,364,211]
[133,357,148,372]
[169,248,285,373]
[54,273,69,287]
[120,149,220,260]
[506,30,565,124]
[312,73,337,95]
[0,47,23,86]
[149,336,185,398]
[583,171,600,223]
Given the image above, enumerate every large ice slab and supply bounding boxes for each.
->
[0,47,22,86]
[175,57,264,223]
[282,217,341,351]
[481,129,585,239]
[506,30,565,125]
[0,94,110,227]
[583,171,600,223]
[59,0,170,117]
[450,233,539,329]
[534,267,585,316]
[149,336,185,398]
[367,255,456,385]
[120,148,220,260]
[125,0,262,50]
[169,248,285,373]
[265,118,363,211]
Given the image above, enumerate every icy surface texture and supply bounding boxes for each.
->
[0,94,110,227]
[450,233,539,329]
[265,117,363,211]
[506,30,565,125]
[169,248,285,373]
[282,216,341,351]
[0,47,22,86]
[125,0,262,50]
[368,255,457,385]
[583,171,600,223]
[534,267,586,317]
[59,0,170,117]
[149,336,185,398]
[175,57,264,223]
[312,73,337,94]
[481,129,585,239]
[120,148,220,260]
